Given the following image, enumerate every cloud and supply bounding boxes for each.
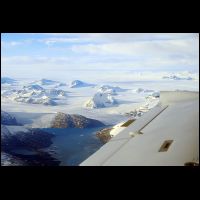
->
[1,41,23,48]
[72,37,198,56]
[72,33,197,42]
[1,33,199,79]
[40,37,93,46]
[37,33,198,47]
[1,39,35,48]
[1,56,72,65]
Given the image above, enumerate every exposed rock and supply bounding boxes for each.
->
[51,112,105,128]
[96,128,113,144]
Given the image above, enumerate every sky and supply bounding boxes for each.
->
[1,33,199,81]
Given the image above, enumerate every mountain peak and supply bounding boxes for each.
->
[1,77,17,84]
[51,112,104,128]
[85,92,117,109]
[69,80,94,88]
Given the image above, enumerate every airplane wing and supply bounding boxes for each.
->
[80,91,199,166]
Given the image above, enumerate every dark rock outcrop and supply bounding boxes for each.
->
[1,126,54,152]
[51,112,105,128]
[1,111,19,125]
[1,125,60,166]
[96,127,113,144]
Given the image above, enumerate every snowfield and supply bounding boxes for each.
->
[1,73,199,128]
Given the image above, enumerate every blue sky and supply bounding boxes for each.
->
[1,33,199,80]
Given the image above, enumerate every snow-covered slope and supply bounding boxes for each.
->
[97,85,126,95]
[1,84,68,106]
[23,84,44,91]
[1,77,17,84]
[31,78,66,86]
[84,92,118,108]
[83,85,126,109]
[1,152,26,166]
[69,80,94,88]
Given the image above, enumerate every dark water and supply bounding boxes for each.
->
[43,126,106,166]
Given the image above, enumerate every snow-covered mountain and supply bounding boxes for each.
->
[23,84,44,91]
[134,88,160,98]
[84,85,124,108]
[85,92,117,108]
[31,78,66,87]
[15,96,57,105]
[1,77,17,84]
[69,80,94,88]
[1,84,68,106]
[97,85,126,95]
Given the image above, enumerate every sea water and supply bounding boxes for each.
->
[43,126,107,166]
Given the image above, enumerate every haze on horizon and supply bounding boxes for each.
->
[1,33,199,82]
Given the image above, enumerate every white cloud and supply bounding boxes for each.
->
[1,56,72,65]
[1,41,23,48]
[72,33,197,42]
[72,38,198,56]
[37,33,198,46]
[40,37,93,46]
[1,33,199,79]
